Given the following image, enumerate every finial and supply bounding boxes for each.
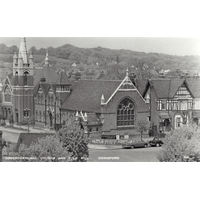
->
[29,51,33,59]
[101,94,105,104]
[13,52,18,59]
[126,68,129,77]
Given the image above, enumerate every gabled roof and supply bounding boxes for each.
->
[149,79,185,99]
[34,66,59,85]
[186,78,200,98]
[61,79,121,113]
[33,83,50,97]
[136,79,148,95]
[57,71,70,84]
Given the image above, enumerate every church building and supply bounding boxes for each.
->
[0,37,153,139]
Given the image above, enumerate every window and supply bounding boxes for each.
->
[23,110,29,118]
[4,86,11,102]
[117,98,135,126]
[157,100,162,110]
[36,111,38,121]
[23,71,29,85]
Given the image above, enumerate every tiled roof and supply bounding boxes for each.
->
[34,66,59,85]
[150,79,185,98]
[186,78,200,98]
[57,71,70,84]
[136,79,148,95]
[87,113,101,126]
[61,79,121,113]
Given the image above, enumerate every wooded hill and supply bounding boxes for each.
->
[1,42,200,80]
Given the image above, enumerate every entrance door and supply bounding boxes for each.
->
[175,115,182,129]
[164,119,171,132]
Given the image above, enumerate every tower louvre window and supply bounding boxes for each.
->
[23,71,29,85]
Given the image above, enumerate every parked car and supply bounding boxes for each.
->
[149,137,163,147]
[122,139,148,149]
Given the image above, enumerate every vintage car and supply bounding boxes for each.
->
[122,139,148,149]
[149,137,163,147]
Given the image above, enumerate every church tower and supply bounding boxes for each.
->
[12,38,34,123]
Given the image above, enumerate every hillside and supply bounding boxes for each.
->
[1,42,200,80]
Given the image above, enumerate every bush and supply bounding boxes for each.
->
[157,125,200,162]
[11,135,71,162]
[58,124,89,162]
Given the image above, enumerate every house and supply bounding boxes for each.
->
[143,79,200,134]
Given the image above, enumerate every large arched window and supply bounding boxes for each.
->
[4,86,12,102]
[23,71,29,85]
[117,98,135,126]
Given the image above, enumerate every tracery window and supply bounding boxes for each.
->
[117,98,135,126]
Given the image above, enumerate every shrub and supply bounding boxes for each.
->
[58,124,89,162]
[157,125,200,162]
[11,135,71,162]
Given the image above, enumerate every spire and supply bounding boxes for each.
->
[45,49,49,65]
[18,37,28,64]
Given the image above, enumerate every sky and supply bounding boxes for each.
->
[0,37,200,56]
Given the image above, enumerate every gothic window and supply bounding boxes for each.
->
[36,111,38,121]
[4,86,11,102]
[23,71,29,85]
[51,96,54,106]
[41,94,43,104]
[39,111,41,122]
[117,98,135,127]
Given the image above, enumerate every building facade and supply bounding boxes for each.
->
[1,37,200,139]
[143,79,200,134]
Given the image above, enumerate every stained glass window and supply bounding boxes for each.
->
[117,98,135,126]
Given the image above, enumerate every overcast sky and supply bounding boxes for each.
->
[0,37,200,56]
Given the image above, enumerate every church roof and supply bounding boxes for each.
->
[61,79,121,113]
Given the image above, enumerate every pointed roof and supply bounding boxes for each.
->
[186,78,200,98]
[147,79,187,99]
[18,37,28,64]
[34,66,59,86]
[57,71,70,84]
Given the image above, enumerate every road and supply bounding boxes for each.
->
[89,147,161,162]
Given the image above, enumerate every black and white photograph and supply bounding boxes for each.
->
[1,1,200,199]
[0,37,200,162]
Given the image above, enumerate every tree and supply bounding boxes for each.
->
[157,125,200,162]
[58,124,89,162]
[116,55,120,63]
[137,118,149,140]
[14,135,70,162]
